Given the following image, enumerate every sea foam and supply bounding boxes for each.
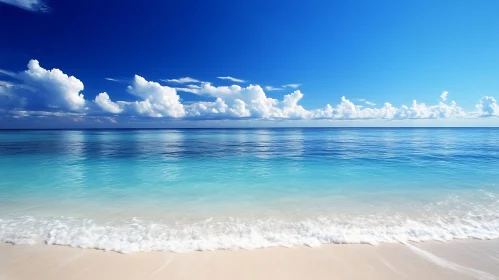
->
[1,212,499,253]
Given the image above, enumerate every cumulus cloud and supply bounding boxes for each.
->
[395,100,465,119]
[323,97,396,119]
[178,83,313,119]
[162,77,201,84]
[309,96,466,120]
[476,96,499,117]
[0,0,49,12]
[1,59,498,123]
[280,90,312,119]
[127,75,185,117]
[440,91,448,101]
[16,59,86,112]
[186,98,251,118]
[95,75,185,118]
[217,76,245,83]
[94,92,123,114]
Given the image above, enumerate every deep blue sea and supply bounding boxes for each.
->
[1,128,499,253]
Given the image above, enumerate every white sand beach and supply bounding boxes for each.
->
[1,240,498,280]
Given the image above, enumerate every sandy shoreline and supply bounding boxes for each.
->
[1,240,499,280]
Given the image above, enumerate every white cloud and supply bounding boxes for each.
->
[0,81,35,109]
[217,76,245,83]
[94,92,123,114]
[281,90,312,119]
[108,117,117,123]
[105,78,122,82]
[20,59,86,111]
[188,98,227,116]
[312,104,334,118]
[6,109,82,118]
[1,59,497,124]
[265,86,283,91]
[266,84,300,91]
[230,99,252,117]
[0,83,12,98]
[395,100,465,119]
[174,87,200,94]
[440,91,448,101]
[0,81,16,89]
[126,75,186,118]
[95,76,187,118]
[0,0,48,12]
[181,83,312,119]
[101,81,474,121]
[356,98,376,106]
[0,81,35,99]
[328,97,396,119]
[310,96,466,120]
[179,84,269,117]
[476,96,499,117]
[162,77,201,84]
[0,69,17,77]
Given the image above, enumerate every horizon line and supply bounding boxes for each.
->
[1,126,498,130]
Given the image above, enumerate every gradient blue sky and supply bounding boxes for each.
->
[1,0,498,128]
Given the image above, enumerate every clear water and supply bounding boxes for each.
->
[1,128,499,252]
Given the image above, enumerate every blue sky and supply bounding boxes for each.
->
[0,0,498,128]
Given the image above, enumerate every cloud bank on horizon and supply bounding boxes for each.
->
[1,59,498,124]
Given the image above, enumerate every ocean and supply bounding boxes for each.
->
[0,128,498,253]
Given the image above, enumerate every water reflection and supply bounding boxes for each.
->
[57,130,86,193]
[253,129,273,159]
[1,128,499,213]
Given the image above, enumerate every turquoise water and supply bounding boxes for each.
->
[1,128,499,252]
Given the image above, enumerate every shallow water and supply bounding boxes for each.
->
[1,128,499,252]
